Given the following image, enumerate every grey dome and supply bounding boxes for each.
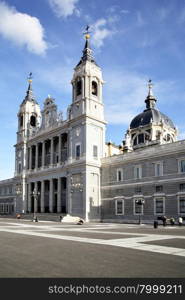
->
[130,108,175,129]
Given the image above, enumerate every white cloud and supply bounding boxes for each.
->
[0,1,48,55]
[91,18,115,48]
[48,0,80,18]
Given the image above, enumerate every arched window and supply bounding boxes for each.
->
[19,114,23,127]
[76,78,82,96]
[138,133,144,144]
[92,81,98,96]
[30,115,36,127]
[133,133,144,146]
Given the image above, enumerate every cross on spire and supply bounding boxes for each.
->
[83,25,91,39]
[145,79,156,110]
[83,25,91,40]
[28,72,33,83]
[148,79,153,96]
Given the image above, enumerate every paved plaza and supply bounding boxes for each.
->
[0,218,185,278]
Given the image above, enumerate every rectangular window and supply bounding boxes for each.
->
[180,183,185,192]
[156,185,163,193]
[75,145,81,159]
[4,204,9,213]
[134,165,142,179]
[134,199,144,215]
[117,169,123,182]
[180,160,185,173]
[155,197,164,214]
[135,186,142,194]
[155,162,163,176]
[179,197,185,213]
[93,145,98,158]
[115,199,124,215]
[0,204,4,213]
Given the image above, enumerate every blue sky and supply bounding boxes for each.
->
[0,0,185,179]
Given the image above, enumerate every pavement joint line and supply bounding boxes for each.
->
[0,226,185,257]
[1,225,185,239]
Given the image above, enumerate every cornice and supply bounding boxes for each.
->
[101,140,185,166]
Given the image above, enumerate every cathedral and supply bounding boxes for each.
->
[0,31,185,223]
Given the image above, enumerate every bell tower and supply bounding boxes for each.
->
[17,73,41,143]
[15,73,41,176]
[69,27,105,122]
[67,28,106,221]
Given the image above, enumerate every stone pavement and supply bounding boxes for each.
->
[0,219,185,277]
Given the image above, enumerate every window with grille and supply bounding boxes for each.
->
[180,160,185,173]
[179,197,185,213]
[115,199,124,215]
[134,165,142,179]
[156,185,163,193]
[180,183,185,191]
[155,197,164,214]
[155,162,163,176]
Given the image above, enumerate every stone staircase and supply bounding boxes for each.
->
[0,213,66,222]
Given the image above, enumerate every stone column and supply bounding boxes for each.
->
[35,144,39,169]
[50,138,54,165]
[42,141,45,167]
[29,146,32,170]
[34,182,38,213]
[82,76,85,98]
[57,177,62,213]
[66,174,71,214]
[28,182,31,212]
[58,135,62,163]
[69,130,72,163]
[49,179,53,212]
[24,183,28,213]
[41,181,45,213]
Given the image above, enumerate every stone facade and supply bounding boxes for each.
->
[101,140,185,222]
[0,34,185,223]
[0,178,16,214]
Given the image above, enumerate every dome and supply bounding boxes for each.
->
[130,108,175,129]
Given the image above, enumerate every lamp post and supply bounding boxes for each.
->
[32,188,40,222]
[136,199,145,225]
[15,184,22,218]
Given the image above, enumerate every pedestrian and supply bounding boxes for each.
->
[162,215,167,227]
[170,217,175,226]
[178,216,183,226]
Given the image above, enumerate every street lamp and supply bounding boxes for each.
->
[135,199,145,225]
[31,188,40,222]
[15,184,22,218]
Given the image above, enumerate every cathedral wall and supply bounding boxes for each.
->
[101,141,185,223]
